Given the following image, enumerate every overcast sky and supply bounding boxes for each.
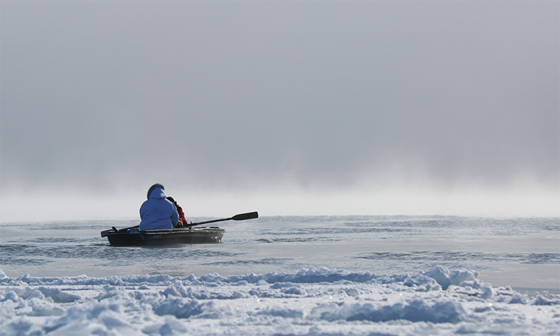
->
[1,1,558,220]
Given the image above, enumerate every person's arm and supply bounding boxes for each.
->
[139,202,147,220]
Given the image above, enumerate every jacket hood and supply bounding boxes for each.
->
[147,183,165,199]
[148,187,167,200]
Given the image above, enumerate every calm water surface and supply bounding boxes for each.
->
[1,216,558,293]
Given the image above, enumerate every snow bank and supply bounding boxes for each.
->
[1,266,559,335]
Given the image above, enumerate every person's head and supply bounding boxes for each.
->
[166,196,176,205]
[147,183,165,199]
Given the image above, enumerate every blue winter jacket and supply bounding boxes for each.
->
[139,188,179,230]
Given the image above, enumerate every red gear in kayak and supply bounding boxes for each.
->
[176,203,187,224]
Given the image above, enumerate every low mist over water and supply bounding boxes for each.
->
[1,1,558,220]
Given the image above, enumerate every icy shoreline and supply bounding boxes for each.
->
[1,266,559,335]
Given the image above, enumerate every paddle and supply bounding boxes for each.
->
[101,211,259,237]
[185,211,259,227]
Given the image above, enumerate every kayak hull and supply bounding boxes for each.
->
[104,227,225,246]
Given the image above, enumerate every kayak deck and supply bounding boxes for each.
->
[104,227,225,246]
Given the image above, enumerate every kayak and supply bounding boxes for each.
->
[102,226,225,246]
[100,211,257,247]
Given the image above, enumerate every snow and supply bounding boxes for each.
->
[1,266,559,335]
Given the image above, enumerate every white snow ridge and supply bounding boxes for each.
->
[1,266,559,335]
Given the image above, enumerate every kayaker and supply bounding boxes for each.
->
[139,183,179,230]
[166,196,188,227]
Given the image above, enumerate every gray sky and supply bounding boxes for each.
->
[1,1,558,220]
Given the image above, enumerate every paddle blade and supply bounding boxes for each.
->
[232,211,259,221]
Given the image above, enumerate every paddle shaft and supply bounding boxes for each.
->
[186,211,259,227]
[186,217,231,227]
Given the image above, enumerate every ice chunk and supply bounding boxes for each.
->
[38,287,81,303]
[142,316,189,335]
[421,266,478,290]
[152,297,210,319]
[257,306,304,318]
[508,294,528,304]
[309,299,469,323]
[533,295,560,306]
